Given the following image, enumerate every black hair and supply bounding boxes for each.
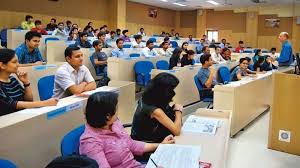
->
[110,31,116,35]
[34,20,42,26]
[0,48,16,64]
[72,23,78,27]
[215,46,221,50]
[84,25,92,32]
[222,39,226,42]
[255,49,262,56]
[239,41,244,44]
[175,33,179,36]
[202,46,209,52]
[85,92,119,128]
[79,32,88,38]
[146,40,154,46]
[25,31,41,41]
[66,20,72,25]
[64,45,80,58]
[116,28,121,32]
[93,29,99,33]
[116,38,124,45]
[58,22,64,26]
[181,42,188,49]
[97,31,106,38]
[134,35,142,40]
[103,25,107,28]
[25,15,33,21]
[122,30,128,35]
[186,50,195,55]
[202,34,207,37]
[200,53,211,64]
[88,22,93,26]
[142,73,179,109]
[92,40,102,47]
[245,57,251,63]
[257,56,265,64]
[159,41,169,48]
[239,57,248,64]
[164,37,170,42]
[270,47,276,52]
[51,18,56,23]
[69,27,78,36]
[170,47,182,60]
[140,27,144,31]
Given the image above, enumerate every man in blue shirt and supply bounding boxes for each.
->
[111,39,129,58]
[75,32,92,48]
[15,31,43,67]
[278,32,294,66]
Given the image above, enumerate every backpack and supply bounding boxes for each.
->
[97,77,110,87]
[45,155,98,168]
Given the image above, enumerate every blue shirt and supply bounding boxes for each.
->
[220,43,225,49]
[75,40,92,48]
[230,66,247,81]
[195,43,204,54]
[111,48,129,58]
[278,40,293,66]
[15,43,43,64]
[197,67,218,87]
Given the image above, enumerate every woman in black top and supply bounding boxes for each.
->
[131,73,183,143]
[181,50,195,67]
[181,42,188,54]
[169,48,183,69]
[253,56,265,72]
[0,49,57,116]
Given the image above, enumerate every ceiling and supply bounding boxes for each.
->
[128,0,298,11]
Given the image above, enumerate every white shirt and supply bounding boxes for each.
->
[211,52,226,64]
[157,48,173,57]
[53,63,95,99]
[52,28,67,37]
[141,47,159,57]
[270,53,279,60]
[137,32,146,36]
[131,40,145,48]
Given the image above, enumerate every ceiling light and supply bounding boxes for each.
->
[173,2,187,6]
[160,0,168,2]
[207,0,220,5]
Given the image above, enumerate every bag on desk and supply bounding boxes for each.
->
[97,77,110,87]
[45,155,98,168]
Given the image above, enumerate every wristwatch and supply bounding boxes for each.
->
[24,83,31,87]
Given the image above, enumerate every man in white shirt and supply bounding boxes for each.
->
[211,46,226,64]
[157,41,172,57]
[131,35,145,48]
[137,27,146,36]
[52,22,67,37]
[141,40,159,57]
[53,46,96,99]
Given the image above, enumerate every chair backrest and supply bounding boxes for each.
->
[243,50,253,53]
[153,45,159,48]
[0,28,8,42]
[170,41,178,48]
[89,55,101,76]
[0,159,17,168]
[148,38,157,42]
[248,64,254,71]
[38,75,55,101]
[134,61,154,86]
[123,44,131,48]
[156,60,169,70]
[194,75,203,98]
[61,125,85,156]
[130,53,140,58]
[218,66,231,84]
[45,37,60,44]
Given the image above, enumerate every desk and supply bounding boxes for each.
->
[213,67,294,136]
[175,108,231,168]
[0,81,135,168]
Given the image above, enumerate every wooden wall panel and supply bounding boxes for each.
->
[258,15,293,37]
[180,10,197,28]
[126,22,173,36]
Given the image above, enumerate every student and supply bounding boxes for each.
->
[170,29,175,36]
[97,32,111,48]
[21,15,35,30]
[277,32,293,66]
[202,34,210,44]
[194,46,210,63]
[180,50,195,67]
[132,35,145,48]
[105,31,117,44]
[141,40,158,57]
[67,28,78,41]
[115,28,121,38]
[174,33,180,40]
[160,31,166,37]
[75,32,92,48]
[137,27,146,36]
[195,39,205,54]
[169,48,183,69]
[83,26,94,37]
[253,56,265,72]
[263,56,278,71]
[212,46,226,64]
[121,30,131,42]
[187,35,193,44]
[158,41,172,57]
[253,49,263,64]
[0,49,57,116]
[53,46,96,99]
[230,58,256,81]
[221,47,231,61]
[52,22,67,37]
[87,22,94,31]
[92,40,107,77]
[181,42,188,54]
[64,20,72,35]
[220,39,226,49]
[131,73,182,143]
[46,18,57,31]
[15,31,44,67]
[92,29,100,38]
[31,20,48,35]
[235,41,245,53]
[111,39,128,58]
[270,47,278,60]
[196,54,218,98]
[80,92,175,167]
[209,39,216,49]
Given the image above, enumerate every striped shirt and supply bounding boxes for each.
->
[0,76,25,116]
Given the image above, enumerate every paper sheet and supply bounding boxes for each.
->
[182,115,220,135]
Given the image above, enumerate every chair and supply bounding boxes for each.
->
[45,37,60,44]
[243,50,253,53]
[134,61,154,87]
[248,64,254,71]
[156,60,169,70]
[218,66,231,84]
[170,41,178,48]
[123,44,131,48]
[89,55,105,76]
[194,75,213,108]
[0,159,17,168]
[130,53,140,58]
[0,28,7,48]
[38,75,55,101]
[153,45,159,48]
[61,125,85,156]
[148,38,157,42]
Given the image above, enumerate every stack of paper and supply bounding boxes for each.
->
[145,144,201,168]
[182,115,221,135]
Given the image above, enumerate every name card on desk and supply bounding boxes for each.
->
[47,101,83,120]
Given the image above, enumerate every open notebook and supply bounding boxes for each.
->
[145,144,201,168]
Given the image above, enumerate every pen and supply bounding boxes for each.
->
[150,157,158,168]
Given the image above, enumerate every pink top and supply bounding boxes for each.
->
[79,120,145,168]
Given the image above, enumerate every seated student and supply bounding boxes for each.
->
[53,46,96,99]
[97,31,111,48]
[194,46,210,63]
[15,31,44,67]
[0,49,57,116]
[163,36,171,44]
[131,35,145,48]
[181,42,188,54]
[230,58,256,81]
[31,20,48,35]
[187,35,194,44]
[170,29,175,37]
[209,39,217,49]
[21,15,35,30]
[202,34,210,44]
[212,46,226,64]
[221,47,231,61]
[83,26,94,37]
[46,18,57,31]
[220,39,226,49]
[80,92,175,167]
[87,22,94,31]
[180,50,195,67]
[235,41,245,53]
[253,56,266,72]
[115,28,121,39]
[253,49,264,64]
[111,39,128,58]
[137,27,146,36]
[52,22,67,37]
[158,41,172,57]
[141,40,159,57]
[131,73,182,142]
[120,30,131,42]
[270,47,278,60]
[67,28,79,41]
[263,56,278,71]
[106,31,117,44]
[174,33,180,40]
[75,32,92,48]
[160,31,166,37]
[92,40,107,76]
[197,54,218,98]
[278,32,294,66]
[169,48,183,69]
[92,29,100,38]
[64,20,72,35]
[195,39,205,54]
